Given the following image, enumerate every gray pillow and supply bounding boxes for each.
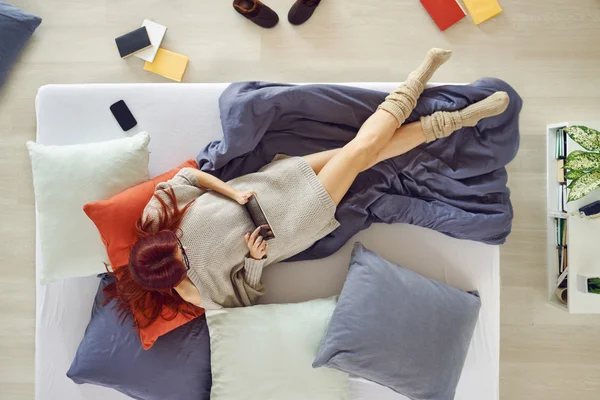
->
[67,274,212,400]
[313,243,481,400]
[0,2,41,87]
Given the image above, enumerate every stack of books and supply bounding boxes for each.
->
[420,0,503,31]
[555,128,568,212]
[555,217,568,303]
[114,19,189,82]
[555,218,567,276]
[554,127,569,303]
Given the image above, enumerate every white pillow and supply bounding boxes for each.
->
[27,132,150,283]
[206,297,348,400]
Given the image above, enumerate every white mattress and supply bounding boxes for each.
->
[35,83,500,400]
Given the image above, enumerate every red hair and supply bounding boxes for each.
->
[103,187,199,328]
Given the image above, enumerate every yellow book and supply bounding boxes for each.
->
[143,48,189,82]
[462,0,502,25]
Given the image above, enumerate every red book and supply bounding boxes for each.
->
[420,0,466,31]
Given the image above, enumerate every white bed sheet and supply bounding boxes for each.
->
[35,83,499,400]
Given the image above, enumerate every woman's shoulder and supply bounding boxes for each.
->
[156,168,203,191]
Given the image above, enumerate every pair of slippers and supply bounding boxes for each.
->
[233,0,321,28]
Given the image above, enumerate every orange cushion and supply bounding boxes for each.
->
[84,159,197,269]
[136,305,205,350]
[84,159,203,349]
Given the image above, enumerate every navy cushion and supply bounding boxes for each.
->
[0,2,41,87]
[67,274,212,400]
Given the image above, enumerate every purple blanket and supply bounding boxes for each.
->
[196,78,522,261]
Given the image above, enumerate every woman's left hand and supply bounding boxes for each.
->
[245,227,268,260]
[234,190,255,205]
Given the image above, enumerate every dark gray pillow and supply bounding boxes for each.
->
[313,243,481,400]
[67,274,212,400]
[0,2,41,87]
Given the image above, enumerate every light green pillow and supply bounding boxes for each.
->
[27,132,150,283]
[206,297,348,400]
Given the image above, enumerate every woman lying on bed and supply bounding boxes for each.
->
[105,48,509,325]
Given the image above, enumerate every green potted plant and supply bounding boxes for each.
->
[589,278,600,294]
[563,125,600,202]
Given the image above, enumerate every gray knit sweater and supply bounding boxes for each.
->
[143,156,340,310]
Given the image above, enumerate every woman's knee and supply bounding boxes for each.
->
[365,151,381,170]
[347,137,380,162]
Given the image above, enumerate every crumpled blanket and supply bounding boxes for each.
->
[196,78,522,261]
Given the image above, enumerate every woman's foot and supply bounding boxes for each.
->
[420,91,510,143]
[378,48,452,128]
[408,48,453,84]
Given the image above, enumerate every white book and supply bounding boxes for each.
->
[134,19,167,63]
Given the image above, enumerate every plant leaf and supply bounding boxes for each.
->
[567,178,579,189]
[567,171,600,202]
[565,169,585,180]
[564,151,600,171]
[565,125,600,151]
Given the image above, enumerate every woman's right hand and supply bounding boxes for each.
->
[234,190,255,205]
[245,226,268,260]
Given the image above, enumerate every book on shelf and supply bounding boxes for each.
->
[555,217,567,275]
[557,159,565,184]
[554,218,569,304]
[555,218,567,246]
[557,184,567,213]
[555,127,567,159]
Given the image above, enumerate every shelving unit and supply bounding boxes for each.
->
[546,121,600,314]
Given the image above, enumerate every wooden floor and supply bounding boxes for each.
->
[1,0,600,399]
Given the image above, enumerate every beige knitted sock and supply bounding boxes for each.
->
[420,91,510,143]
[378,48,452,128]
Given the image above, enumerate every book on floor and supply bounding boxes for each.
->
[115,27,152,59]
[143,48,189,82]
[420,0,466,31]
[462,0,503,25]
[135,19,167,63]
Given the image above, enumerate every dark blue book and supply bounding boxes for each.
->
[115,27,151,59]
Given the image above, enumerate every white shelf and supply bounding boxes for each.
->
[566,217,600,313]
[546,121,600,314]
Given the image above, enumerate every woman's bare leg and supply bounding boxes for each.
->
[313,49,453,204]
[304,121,426,174]
[317,110,401,204]
[302,149,339,174]
[310,91,510,203]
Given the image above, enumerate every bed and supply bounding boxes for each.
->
[35,83,500,400]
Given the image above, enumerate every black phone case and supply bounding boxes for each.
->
[110,100,137,131]
[245,195,275,240]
